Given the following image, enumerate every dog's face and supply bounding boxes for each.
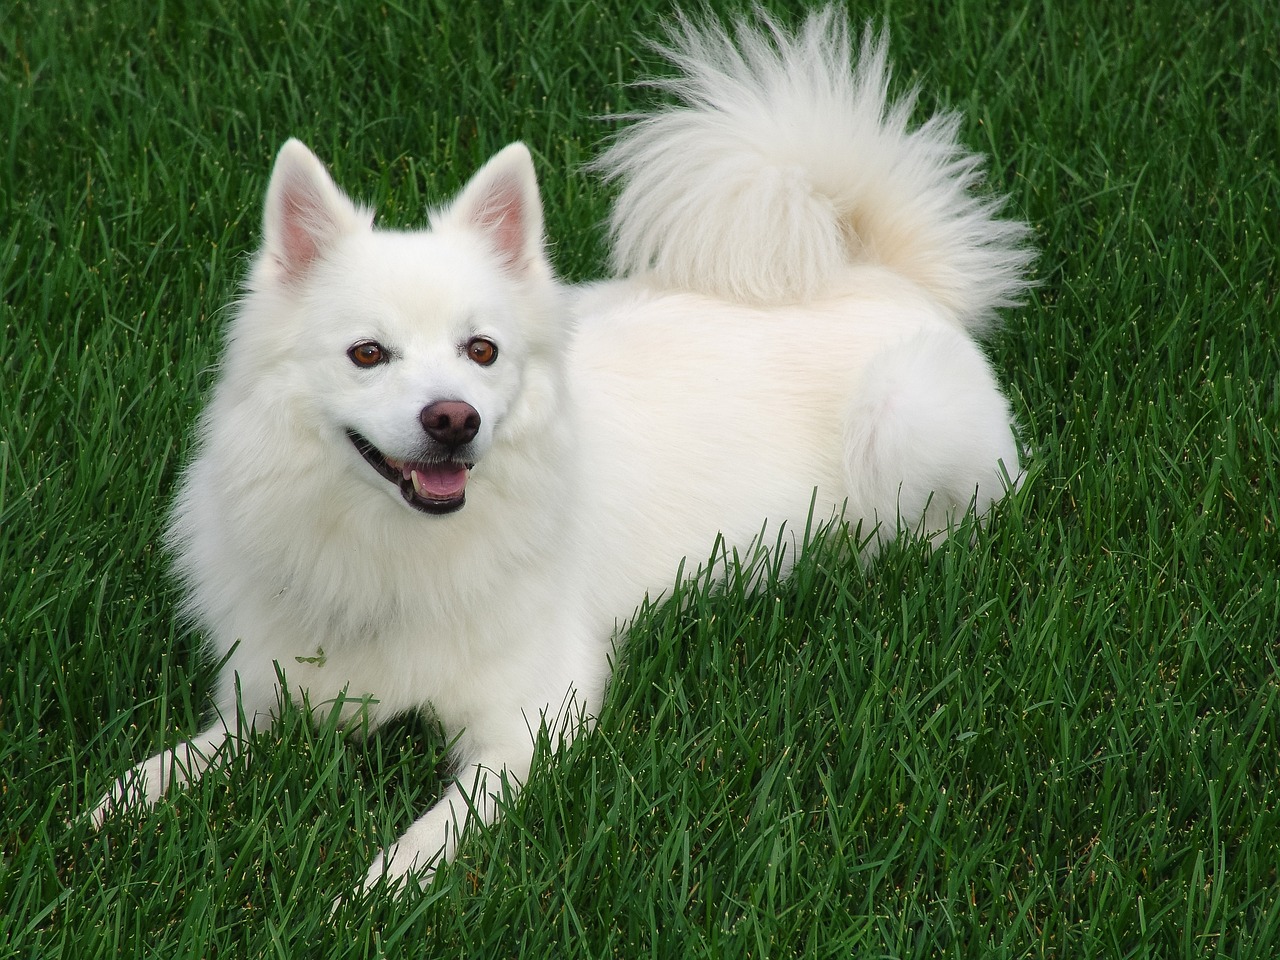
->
[302,228,535,515]
[240,140,560,515]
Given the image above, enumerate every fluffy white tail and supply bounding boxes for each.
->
[595,7,1034,332]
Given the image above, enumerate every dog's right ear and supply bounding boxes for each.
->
[262,139,368,283]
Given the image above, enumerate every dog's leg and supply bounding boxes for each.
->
[358,736,531,894]
[351,681,597,898]
[89,674,278,828]
[89,722,233,828]
[843,327,1021,547]
[366,761,515,887]
[340,642,599,901]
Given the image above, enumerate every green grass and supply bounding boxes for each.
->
[2,0,1277,956]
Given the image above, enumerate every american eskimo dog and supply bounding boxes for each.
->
[91,8,1032,894]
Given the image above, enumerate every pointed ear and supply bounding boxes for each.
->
[442,143,546,277]
[262,139,366,283]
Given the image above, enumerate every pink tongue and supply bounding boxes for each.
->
[411,463,468,499]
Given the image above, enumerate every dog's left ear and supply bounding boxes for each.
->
[442,143,546,278]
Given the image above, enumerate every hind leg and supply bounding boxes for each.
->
[842,326,1021,548]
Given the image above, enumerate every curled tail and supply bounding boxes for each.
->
[595,7,1034,333]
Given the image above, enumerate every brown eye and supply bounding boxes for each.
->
[466,337,498,366]
[348,341,387,367]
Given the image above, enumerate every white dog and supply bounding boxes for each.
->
[91,8,1032,893]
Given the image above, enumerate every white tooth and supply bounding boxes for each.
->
[411,470,425,496]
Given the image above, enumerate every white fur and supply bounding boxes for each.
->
[91,8,1032,896]
[596,8,1034,329]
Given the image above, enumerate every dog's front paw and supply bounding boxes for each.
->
[88,755,168,829]
[367,843,438,892]
[332,783,474,908]
[371,839,445,890]
[88,730,231,830]
[331,843,441,912]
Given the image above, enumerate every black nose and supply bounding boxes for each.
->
[420,400,481,448]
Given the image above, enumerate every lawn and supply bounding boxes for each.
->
[2,0,1277,956]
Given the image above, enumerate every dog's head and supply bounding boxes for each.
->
[231,139,564,516]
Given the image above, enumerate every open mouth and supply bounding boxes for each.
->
[346,430,471,515]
